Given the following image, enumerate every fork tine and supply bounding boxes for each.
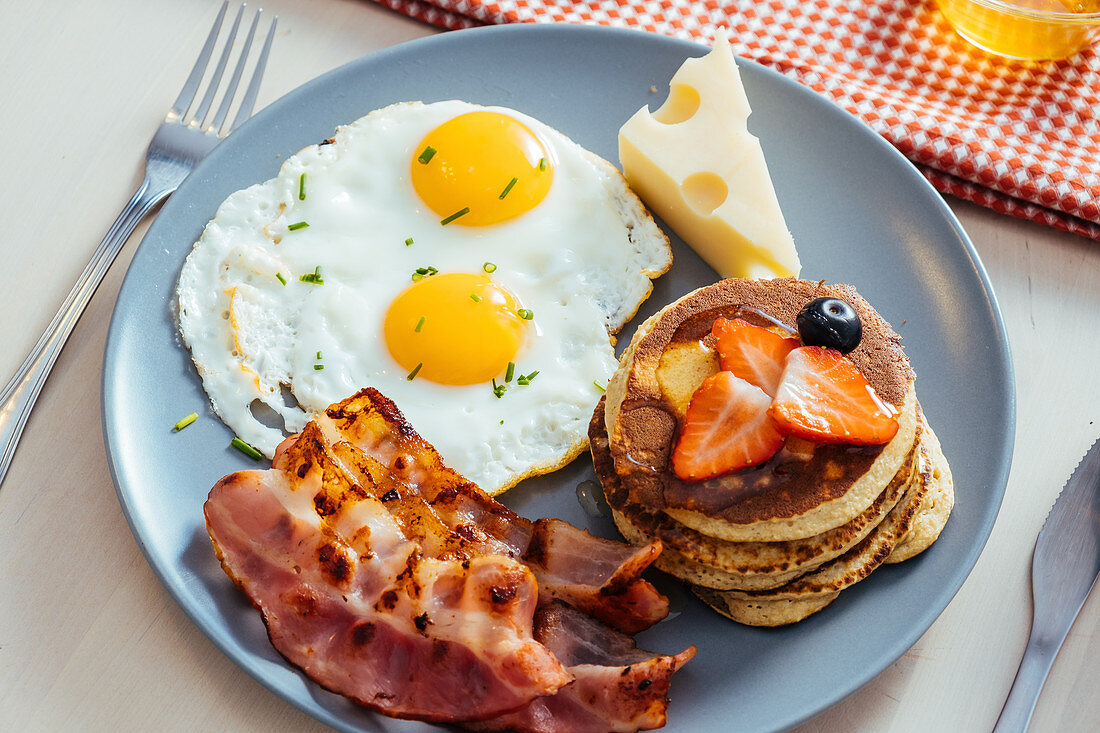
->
[193,4,245,128]
[169,1,228,121]
[230,13,278,133]
[209,8,261,134]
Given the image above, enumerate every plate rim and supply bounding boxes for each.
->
[102,22,1015,733]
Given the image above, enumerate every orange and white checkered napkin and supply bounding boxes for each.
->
[374,0,1100,241]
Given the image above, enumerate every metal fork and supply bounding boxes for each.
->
[0,2,276,490]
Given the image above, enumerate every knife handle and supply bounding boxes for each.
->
[993,630,1061,733]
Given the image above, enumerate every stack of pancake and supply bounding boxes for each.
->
[589,278,954,626]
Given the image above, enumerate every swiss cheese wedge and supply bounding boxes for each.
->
[618,29,800,279]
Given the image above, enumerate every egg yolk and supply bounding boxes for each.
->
[411,111,554,226]
[384,272,528,385]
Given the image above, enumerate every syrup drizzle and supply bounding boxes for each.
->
[575,479,610,518]
[731,305,798,336]
[618,303,883,517]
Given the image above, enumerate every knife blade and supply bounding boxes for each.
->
[994,437,1100,733]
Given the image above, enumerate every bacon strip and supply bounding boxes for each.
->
[468,602,697,733]
[523,519,668,635]
[312,391,670,633]
[206,388,692,729]
[206,435,570,721]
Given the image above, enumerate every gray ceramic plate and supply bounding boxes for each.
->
[103,24,1014,733]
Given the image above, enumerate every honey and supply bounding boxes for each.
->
[938,0,1100,60]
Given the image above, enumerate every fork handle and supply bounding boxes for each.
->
[0,177,174,489]
[994,630,1061,733]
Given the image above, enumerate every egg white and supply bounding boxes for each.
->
[177,100,670,494]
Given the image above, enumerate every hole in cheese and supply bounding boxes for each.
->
[652,83,700,125]
[681,171,728,215]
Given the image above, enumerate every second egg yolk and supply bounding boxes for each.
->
[383,273,528,385]
[411,111,554,226]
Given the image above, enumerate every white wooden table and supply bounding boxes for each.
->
[1,1,1097,730]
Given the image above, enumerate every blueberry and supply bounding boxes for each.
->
[796,297,862,353]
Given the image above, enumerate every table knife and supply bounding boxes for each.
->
[994,437,1100,732]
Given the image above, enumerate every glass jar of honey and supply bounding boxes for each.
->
[938,0,1100,60]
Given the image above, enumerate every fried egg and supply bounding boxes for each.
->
[177,100,671,494]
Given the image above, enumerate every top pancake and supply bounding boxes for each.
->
[591,395,925,590]
[603,278,917,540]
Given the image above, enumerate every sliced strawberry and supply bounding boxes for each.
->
[711,317,800,397]
[671,371,785,481]
[769,346,899,445]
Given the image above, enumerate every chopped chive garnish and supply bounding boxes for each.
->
[499,177,518,199]
[298,173,307,200]
[483,261,497,273]
[418,146,437,164]
[525,370,540,381]
[275,272,287,285]
[593,380,607,393]
[505,361,515,382]
[517,308,534,320]
[492,379,507,398]
[517,370,539,386]
[538,157,547,171]
[499,419,504,425]
[173,412,198,431]
[288,221,309,231]
[470,293,482,302]
[231,437,264,461]
[407,362,424,381]
[300,266,324,285]
[440,207,470,226]
[415,316,426,332]
[313,364,325,370]
[316,351,322,359]
[411,266,438,282]
[405,237,414,246]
